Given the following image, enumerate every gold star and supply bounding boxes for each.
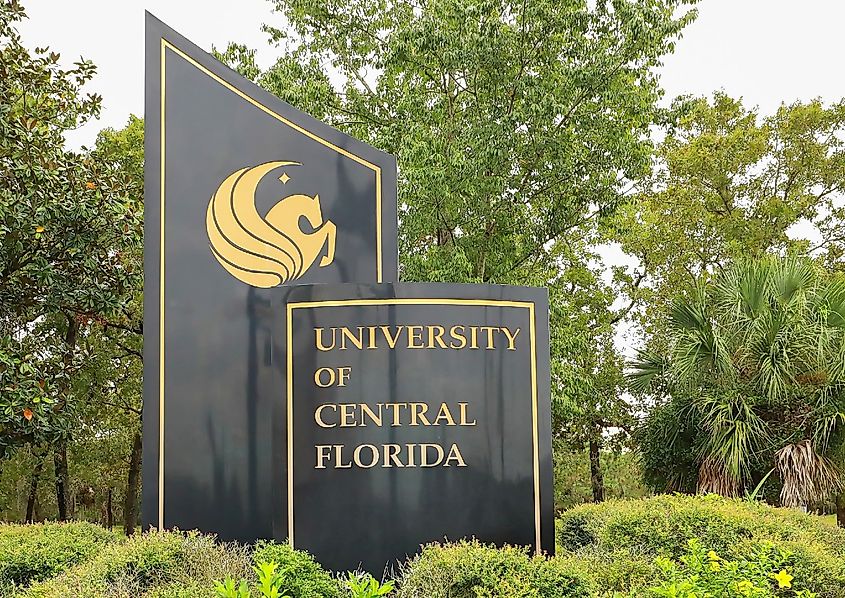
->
[279,172,291,184]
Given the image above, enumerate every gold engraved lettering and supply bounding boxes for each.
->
[409,402,432,426]
[445,444,467,467]
[449,325,467,349]
[459,403,477,426]
[340,327,364,350]
[501,327,520,350]
[407,325,424,348]
[314,404,336,428]
[315,327,335,351]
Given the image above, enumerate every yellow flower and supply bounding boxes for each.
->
[35,225,44,233]
[85,181,96,189]
[707,550,720,561]
[773,570,793,589]
[709,560,721,572]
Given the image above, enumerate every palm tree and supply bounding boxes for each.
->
[630,257,845,510]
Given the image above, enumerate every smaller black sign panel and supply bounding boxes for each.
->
[279,283,554,573]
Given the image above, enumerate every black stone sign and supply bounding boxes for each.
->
[276,283,554,572]
[142,14,398,540]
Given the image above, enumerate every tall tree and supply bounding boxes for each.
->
[228,0,697,288]
[87,115,144,534]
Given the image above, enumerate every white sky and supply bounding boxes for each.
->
[18,0,845,149]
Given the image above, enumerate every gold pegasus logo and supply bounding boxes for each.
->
[205,161,337,288]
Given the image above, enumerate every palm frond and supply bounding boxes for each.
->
[670,300,708,332]
[812,384,845,452]
[736,260,771,317]
[627,350,669,394]
[772,256,816,306]
[818,277,845,330]
[673,323,734,383]
[776,440,843,507]
[695,392,766,485]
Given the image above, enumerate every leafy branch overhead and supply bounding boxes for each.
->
[222,0,698,286]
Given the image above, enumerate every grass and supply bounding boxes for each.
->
[820,514,839,527]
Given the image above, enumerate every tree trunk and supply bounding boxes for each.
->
[53,314,79,522]
[123,428,143,536]
[106,488,114,530]
[54,442,68,521]
[26,457,44,523]
[836,493,845,528]
[589,438,605,503]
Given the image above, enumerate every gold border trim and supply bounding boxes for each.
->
[158,38,166,531]
[286,298,541,553]
[157,37,387,530]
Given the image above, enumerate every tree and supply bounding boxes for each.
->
[0,1,142,521]
[551,268,635,502]
[87,115,144,534]
[630,256,845,513]
[229,0,697,287]
[607,93,845,346]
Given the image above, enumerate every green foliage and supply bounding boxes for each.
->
[214,578,251,598]
[396,539,594,598]
[557,494,845,596]
[553,444,649,511]
[0,0,141,331]
[214,562,295,598]
[644,539,815,597]
[344,572,394,598]
[251,0,697,285]
[250,542,340,598]
[0,1,144,530]
[610,93,845,343]
[255,561,290,598]
[633,399,701,494]
[4,501,845,597]
[630,257,845,500]
[0,522,116,595]
[25,531,252,598]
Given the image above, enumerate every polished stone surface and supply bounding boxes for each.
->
[276,283,554,572]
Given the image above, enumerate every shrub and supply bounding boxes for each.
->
[557,494,845,596]
[26,531,251,598]
[343,572,394,598]
[641,538,816,597]
[0,522,116,595]
[251,542,340,598]
[396,540,595,598]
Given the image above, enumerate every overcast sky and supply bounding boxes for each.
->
[18,0,845,150]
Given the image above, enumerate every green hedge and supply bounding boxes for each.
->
[5,496,845,597]
[0,522,117,595]
[557,493,845,596]
[25,531,252,598]
[396,540,594,598]
[251,542,340,598]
